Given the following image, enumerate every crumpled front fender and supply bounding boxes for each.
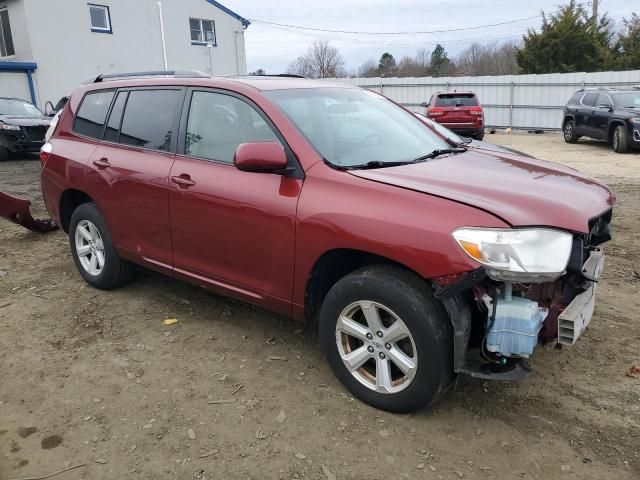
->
[0,191,58,233]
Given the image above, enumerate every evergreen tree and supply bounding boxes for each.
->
[516,1,612,73]
[615,13,640,69]
[378,53,397,77]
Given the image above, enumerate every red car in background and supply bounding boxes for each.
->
[422,91,484,140]
[1,73,614,412]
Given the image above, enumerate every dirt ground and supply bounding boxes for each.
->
[0,133,638,480]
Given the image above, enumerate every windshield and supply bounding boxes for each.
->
[414,113,466,143]
[265,88,451,168]
[612,92,640,108]
[0,98,43,116]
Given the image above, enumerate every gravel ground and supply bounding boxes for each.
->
[0,134,639,480]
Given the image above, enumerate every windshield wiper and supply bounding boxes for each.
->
[346,160,417,170]
[346,147,466,170]
[411,147,467,162]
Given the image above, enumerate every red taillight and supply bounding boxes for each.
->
[469,106,483,116]
[428,107,444,117]
[40,142,52,165]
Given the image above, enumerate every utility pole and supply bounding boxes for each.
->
[592,0,598,27]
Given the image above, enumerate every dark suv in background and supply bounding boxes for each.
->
[562,87,640,153]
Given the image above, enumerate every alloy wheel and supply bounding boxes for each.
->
[75,220,105,276]
[564,123,573,140]
[613,130,619,150]
[335,300,417,394]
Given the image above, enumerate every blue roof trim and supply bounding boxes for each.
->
[0,61,38,71]
[204,0,250,27]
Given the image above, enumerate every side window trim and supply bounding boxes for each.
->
[101,89,129,142]
[176,87,304,178]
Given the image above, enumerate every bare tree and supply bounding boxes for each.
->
[456,41,520,76]
[287,41,346,78]
[357,58,378,77]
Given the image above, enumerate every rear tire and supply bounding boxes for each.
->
[612,125,629,153]
[69,202,135,290]
[563,119,579,143]
[474,132,484,141]
[319,265,453,412]
[0,147,9,161]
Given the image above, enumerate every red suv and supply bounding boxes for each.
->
[14,72,614,412]
[422,91,484,140]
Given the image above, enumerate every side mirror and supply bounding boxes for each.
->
[420,102,429,108]
[234,142,288,173]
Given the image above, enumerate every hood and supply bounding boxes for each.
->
[0,115,51,127]
[618,107,640,116]
[349,150,614,234]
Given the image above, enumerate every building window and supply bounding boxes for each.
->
[0,9,15,57]
[189,18,216,45]
[88,4,112,33]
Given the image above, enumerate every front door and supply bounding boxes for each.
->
[168,89,302,313]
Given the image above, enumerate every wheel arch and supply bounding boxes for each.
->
[562,114,575,126]
[607,119,627,143]
[59,189,95,233]
[304,248,424,328]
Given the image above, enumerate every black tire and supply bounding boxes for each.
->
[319,265,453,412]
[69,202,135,289]
[474,132,484,141]
[0,147,9,161]
[563,119,579,143]
[612,125,629,153]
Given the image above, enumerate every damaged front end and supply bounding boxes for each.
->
[436,210,612,381]
[0,191,57,233]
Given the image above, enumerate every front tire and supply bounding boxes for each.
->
[69,203,135,289]
[612,125,629,153]
[0,147,9,161]
[563,119,579,143]
[474,132,484,141]
[319,265,453,412]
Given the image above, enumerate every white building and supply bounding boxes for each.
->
[0,0,250,108]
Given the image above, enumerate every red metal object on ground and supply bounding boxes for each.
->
[0,191,57,233]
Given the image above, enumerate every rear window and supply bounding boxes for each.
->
[118,89,181,152]
[73,90,115,139]
[567,91,583,105]
[435,93,478,107]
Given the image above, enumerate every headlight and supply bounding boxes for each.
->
[452,227,573,282]
[0,121,20,131]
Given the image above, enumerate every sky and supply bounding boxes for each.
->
[223,0,634,74]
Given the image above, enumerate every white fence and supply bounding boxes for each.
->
[332,70,640,131]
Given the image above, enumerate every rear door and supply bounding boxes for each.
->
[576,92,598,135]
[433,93,478,127]
[590,93,612,139]
[168,89,302,313]
[85,88,184,270]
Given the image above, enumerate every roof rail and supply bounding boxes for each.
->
[85,70,209,84]
[251,73,307,79]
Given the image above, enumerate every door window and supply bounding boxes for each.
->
[119,90,181,151]
[595,94,612,108]
[73,90,115,139]
[581,92,598,107]
[185,91,280,163]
